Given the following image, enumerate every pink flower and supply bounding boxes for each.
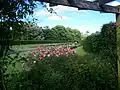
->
[29,45,76,61]
[40,55,44,60]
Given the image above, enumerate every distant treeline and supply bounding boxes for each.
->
[6,22,81,43]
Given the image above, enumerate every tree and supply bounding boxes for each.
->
[24,22,44,40]
[44,25,81,42]
[0,0,36,89]
[83,32,102,53]
[83,22,116,55]
[5,21,28,40]
[0,1,63,89]
[82,23,117,87]
[100,22,116,51]
[8,22,45,40]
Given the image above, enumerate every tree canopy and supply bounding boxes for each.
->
[0,0,37,89]
[83,22,116,54]
[8,23,82,42]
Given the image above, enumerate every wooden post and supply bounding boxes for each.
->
[116,14,120,27]
[116,13,120,89]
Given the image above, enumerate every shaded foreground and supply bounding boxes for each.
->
[6,45,117,90]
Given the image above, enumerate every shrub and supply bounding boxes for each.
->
[83,22,116,54]
[7,54,117,90]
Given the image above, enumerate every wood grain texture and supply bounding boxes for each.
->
[36,0,120,14]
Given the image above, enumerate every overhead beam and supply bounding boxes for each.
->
[36,0,120,14]
[94,0,115,5]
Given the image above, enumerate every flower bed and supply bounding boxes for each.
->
[31,45,76,60]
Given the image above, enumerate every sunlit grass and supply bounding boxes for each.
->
[7,45,87,73]
[75,46,86,56]
[10,43,71,51]
[10,44,39,51]
[6,52,29,73]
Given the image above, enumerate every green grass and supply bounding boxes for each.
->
[8,43,74,73]
[7,45,85,73]
[10,43,73,51]
[75,46,86,56]
[6,52,29,73]
[10,44,39,51]
[6,62,22,73]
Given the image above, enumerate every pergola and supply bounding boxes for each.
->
[38,0,120,88]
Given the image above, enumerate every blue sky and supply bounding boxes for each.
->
[26,0,120,34]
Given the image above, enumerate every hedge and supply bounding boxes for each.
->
[9,40,74,45]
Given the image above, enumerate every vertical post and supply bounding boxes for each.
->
[116,13,120,89]
[116,14,120,27]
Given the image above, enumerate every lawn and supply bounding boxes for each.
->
[10,44,39,51]
[7,44,83,73]
[10,43,73,51]
[75,46,86,56]
[6,52,29,73]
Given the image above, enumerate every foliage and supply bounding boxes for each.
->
[117,25,120,88]
[10,24,82,42]
[5,22,44,40]
[83,22,117,68]
[0,0,37,89]
[7,53,117,90]
[0,0,78,90]
[82,22,117,89]
[45,25,81,42]
[117,25,120,49]
[0,0,118,90]
[83,22,116,54]
[20,23,44,40]
[83,32,102,53]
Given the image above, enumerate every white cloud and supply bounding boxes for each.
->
[107,1,120,6]
[34,9,51,17]
[86,0,120,6]
[34,9,69,21]
[34,4,76,21]
[37,3,88,14]
[52,5,78,13]
[48,15,68,20]
[51,5,88,14]
[34,3,88,21]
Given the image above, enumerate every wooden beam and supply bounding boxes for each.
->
[37,0,120,14]
[94,0,115,5]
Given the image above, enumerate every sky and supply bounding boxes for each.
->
[26,0,120,34]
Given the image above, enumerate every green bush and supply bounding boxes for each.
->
[83,33,102,54]
[83,22,116,54]
[7,54,117,90]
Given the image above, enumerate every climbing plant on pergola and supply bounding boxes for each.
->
[37,0,120,88]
